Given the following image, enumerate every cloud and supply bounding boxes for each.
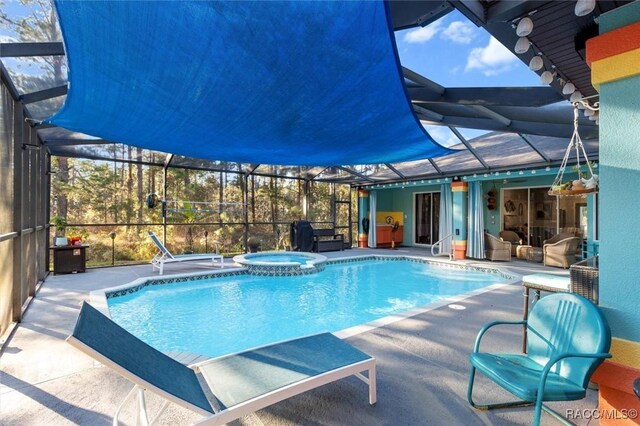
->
[465,36,518,76]
[403,21,443,44]
[441,21,476,44]
[422,125,460,148]
[0,35,18,43]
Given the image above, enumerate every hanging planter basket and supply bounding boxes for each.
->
[548,103,599,197]
[548,187,596,197]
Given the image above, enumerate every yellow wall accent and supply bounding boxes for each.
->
[451,182,468,192]
[376,211,404,226]
[591,47,640,89]
[611,337,640,369]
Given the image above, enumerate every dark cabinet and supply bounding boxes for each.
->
[50,245,88,274]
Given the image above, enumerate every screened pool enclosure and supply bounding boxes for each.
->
[1,0,604,342]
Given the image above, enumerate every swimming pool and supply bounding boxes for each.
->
[107,258,512,358]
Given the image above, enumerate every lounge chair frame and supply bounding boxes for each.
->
[192,349,376,425]
[148,231,223,274]
[67,303,376,426]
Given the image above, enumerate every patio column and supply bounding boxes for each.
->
[451,182,468,260]
[586,3,640,422]
[357,189,369,248]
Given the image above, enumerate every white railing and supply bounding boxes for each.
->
[431,233,453,260]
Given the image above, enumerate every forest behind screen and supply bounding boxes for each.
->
[50,151,356,267]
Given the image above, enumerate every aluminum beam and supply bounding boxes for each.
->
[519,133,551,163]
[428,158,444,175]
[337,166,374,182]
[420,116,594,139]
[467,105,512,127]
[449,126,490,170]
[385,163,405,179]
[402,67,445,95]
[409,86,563,107]
[20,85,67,104]
[0,42,65,57]
[390,0,453,30]
[414,105,444,122]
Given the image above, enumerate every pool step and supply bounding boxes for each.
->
[167,351,210,365]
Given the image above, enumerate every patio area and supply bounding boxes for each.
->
[1,248,598,425]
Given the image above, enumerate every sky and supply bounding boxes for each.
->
[394,10,544,146]
[394,10,541,88]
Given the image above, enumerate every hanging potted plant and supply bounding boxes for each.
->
[51,215,68,246]
[549,105,599,197]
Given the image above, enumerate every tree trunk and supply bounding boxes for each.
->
[126,146,133,225]
[56,157,69,220]
[219,171,224,225]
[137,148,144,224]
[270,175,277,234]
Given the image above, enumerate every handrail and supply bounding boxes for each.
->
[0,232,19,242]
[431,233,453,260]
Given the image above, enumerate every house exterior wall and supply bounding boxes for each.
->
[586,3,640,420]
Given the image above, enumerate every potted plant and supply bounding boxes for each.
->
[247,237,261,253]
[51,215,68,246]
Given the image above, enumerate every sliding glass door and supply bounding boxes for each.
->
[414,192,440,245]
[503,186,588,248]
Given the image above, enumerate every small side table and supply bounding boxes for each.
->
[525,247,543,263]
[570,256,599,304]
[521,273,570,353]
[516,245,531,260]
[49,245,89,274]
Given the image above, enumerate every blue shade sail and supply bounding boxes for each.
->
[48,1,452,166]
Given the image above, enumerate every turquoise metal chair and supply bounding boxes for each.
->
[467,293,611,425]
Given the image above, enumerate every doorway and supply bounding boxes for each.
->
[414,192,440,245]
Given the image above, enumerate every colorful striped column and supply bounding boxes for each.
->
[451,182,468,260]
[357,189,369,248]
[587,21,640,90]
[586,5,640,423]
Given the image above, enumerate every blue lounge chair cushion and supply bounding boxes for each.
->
[199,333,372,409]
[470,353,587,402]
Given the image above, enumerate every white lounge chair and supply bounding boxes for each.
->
[148,231,223,274]
[67,302,376,425]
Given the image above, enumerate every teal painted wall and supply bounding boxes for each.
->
[373,184,441,246]
[600,1,640,32]
[598,3,640,342]
[372,170,592,247]
[598,14,640,341]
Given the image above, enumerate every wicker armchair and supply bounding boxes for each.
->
[543,232,575,246]
[499,230,522,256]
[485,233,511,262]
[543,237,581,268]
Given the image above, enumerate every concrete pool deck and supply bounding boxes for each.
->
[1,248,599,425]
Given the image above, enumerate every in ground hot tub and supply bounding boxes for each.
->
[233,251,327,276]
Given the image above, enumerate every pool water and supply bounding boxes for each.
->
[108,259,507,358]
[245,254,313,263]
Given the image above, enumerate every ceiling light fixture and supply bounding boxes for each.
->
[529,55,544,71]
[516,17,534,36]
[540,70,555,85]
[514,37,531,54]
[569,90,584,103]
[575,0,596,16]
[562,82,576,95]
